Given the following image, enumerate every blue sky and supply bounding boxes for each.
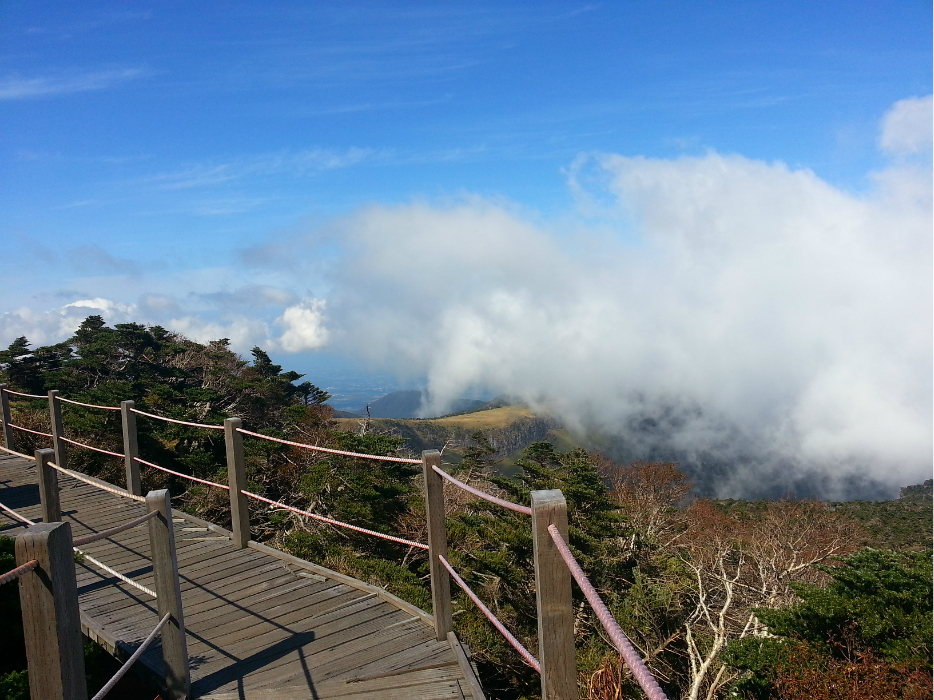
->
[2,2,929,258]
[1,2,932,493]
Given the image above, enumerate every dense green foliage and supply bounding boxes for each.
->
[0,538,27,700]
[440,436,631,698]
[763,549,932,663]
[725,549,932,699]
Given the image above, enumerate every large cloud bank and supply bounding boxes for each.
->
[305,107,931,498]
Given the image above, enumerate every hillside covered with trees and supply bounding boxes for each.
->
[0,318,930,700]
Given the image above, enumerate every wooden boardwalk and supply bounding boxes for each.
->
[0,454,485,700]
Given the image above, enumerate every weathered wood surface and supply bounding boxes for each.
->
[0,454,483,700]
[531,489,576,700]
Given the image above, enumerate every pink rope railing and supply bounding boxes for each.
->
[90,613,171,700]
[0,560,39,586]
[47,461,147,503]
[548,525,669,700]
[131,408,224,430]
[0,444,31,460]
[56,396,121,411]
[438,554,541,672]
[135,457,230,490]
[73,510,158,547]
[431,464,532,515]
[236,428,423,464]
[242,490,428,550]
[0,497,155,596]
[0,500,34,525]
[9,424,53,438]
[2,389,45,399]
[59,436,124,459]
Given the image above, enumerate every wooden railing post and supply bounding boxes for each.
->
[146,488,191,700]
[531,489,576,700]
[422,449,452,641]
[16,521,87,700]
[0,384,15,453]
[35,448,60,523]
[121,400,142,496]
[224,417,251,547]
[47,390,67,472]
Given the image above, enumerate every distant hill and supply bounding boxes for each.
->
[333,403,563,471]
[349,390,487,419]
[332,409,364,418]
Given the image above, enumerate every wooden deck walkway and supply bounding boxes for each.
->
[0,454,485,700]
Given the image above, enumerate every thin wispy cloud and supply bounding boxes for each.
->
[148,148,381,190]
[0,68,148,100]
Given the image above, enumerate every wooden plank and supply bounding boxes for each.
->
[447,632,486,700]
[81,559,298,622]
[88,574,337,658]
[75,534,239,584]
[120,401,142,496]
[35,448,61,523]
[183,579,347,631]
[531,489,576,700]
[77,559,296,627]
[264,620,433,684]
[422,449,451,641]
[201,619,428,693]
[203,603,418,678]
[0,452,482,700]
[320,665,467,695]
[201,594,392,651]
[247,540,434,626]
[147,488,190,699]
[16,522,88,700]
[265,666,469,700]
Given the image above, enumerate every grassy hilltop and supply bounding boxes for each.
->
[334,402,575,473]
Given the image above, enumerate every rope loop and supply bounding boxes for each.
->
[438,554,540,672]
[46,461,147,503]
[243,490,428,550]
[8,424,53,438]
[431,465,532,515]
[73,510,158,547]
[236,428,422,464]
[90,613,171,700]
[2,389,45,399]
[56,396,121,411]
[135,457,230,490]
[0,444,32,460]
[0,560,38,586]
[59,436,124,459]
[131,408,224,430]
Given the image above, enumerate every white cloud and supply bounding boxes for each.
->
[0,298,138,347]
[64,298,137,316]
[148,148,379,190]
[0,68,146,100]
[274,299,330,352]
[306,146,930,497]
[166,315,272,353]
[879,95,933,156]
